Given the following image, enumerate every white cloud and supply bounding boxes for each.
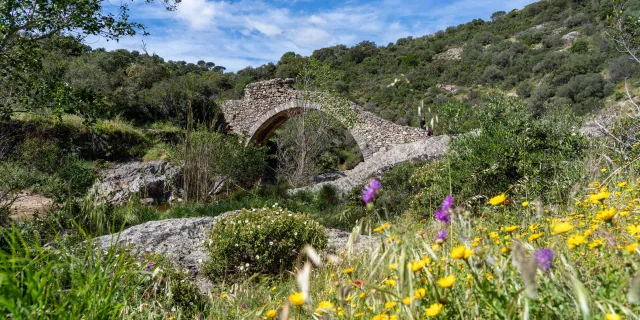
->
[91,0,539,71]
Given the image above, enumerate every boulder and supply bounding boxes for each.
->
[561,31,580,45]
[91,160,181,205]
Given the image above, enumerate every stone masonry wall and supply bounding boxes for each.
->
[220,78,432,160]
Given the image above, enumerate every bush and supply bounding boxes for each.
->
[202,207,327,281]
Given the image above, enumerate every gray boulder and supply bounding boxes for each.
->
[561,31,580,45]
[91,160,181,205]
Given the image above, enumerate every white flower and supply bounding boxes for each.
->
[256,255,260,260]
[269,241,274,246]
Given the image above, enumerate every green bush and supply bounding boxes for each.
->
[202,207,327,281]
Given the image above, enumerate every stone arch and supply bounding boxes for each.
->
[246,100,371,158]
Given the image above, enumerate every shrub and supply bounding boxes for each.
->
[202,207,328,281]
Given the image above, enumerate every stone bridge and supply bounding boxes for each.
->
[221,78,432,160]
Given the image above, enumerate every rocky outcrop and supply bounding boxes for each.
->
[93,213,378,292]
[91,160,181,205]
[293,135,450,194]
[561,31,580,45]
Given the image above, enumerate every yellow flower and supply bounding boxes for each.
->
[402,297,412,305]
[437,274,456,288]
[628,225,640,236]
[528,233,544,241]
[266,310,277,318]
[501,247,511,254]
[342,267,355,275]
[589,239,605,249]
[410,259,425,272]
[596,208,616,221]
[522,201,530,207]
[505,226,519,233]
[589,191,610,203]
[354,313,363,318]
[315,301,335,314]
[601,168,607,173]
[464,247,474,259]
[425,303,443,317]
[389,263,398,270]
[489,194,507,205]
[450,246,466,259]
[605,314,621,320]
[373,222,389,232]
[220,293,228,299]
[384,279,397,286]
[358,292,366,298]
[567,235,586,249]
[270,286,277,291]
[553,222,574,234]
[384,301,397,309]
[414,288,427,299]
[618,182,628,188]
[489,232,499,239]
[289,292,305,307]
[626,243,639,253]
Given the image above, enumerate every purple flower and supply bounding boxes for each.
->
[534,249,553,271]
[435,209,451,225]
[362,180,382,204]
[145,262,153,271]
[441,195,454,211]
[435,230,448,243]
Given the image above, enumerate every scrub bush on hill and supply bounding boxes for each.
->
[202,207,327,281]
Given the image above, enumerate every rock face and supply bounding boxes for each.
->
[91,160,181,205]
[220,78,433,160]
[93,213,378,292]
[293,135,450,194]
[561,31,580,45]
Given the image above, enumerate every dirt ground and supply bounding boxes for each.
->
[6,193,54,220]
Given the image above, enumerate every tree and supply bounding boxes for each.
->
[274,57,358,187]
[0,0,180,119]
[491,11,507,21]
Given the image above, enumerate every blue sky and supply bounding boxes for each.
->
[90,0,538,72]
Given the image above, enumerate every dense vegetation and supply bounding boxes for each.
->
[2,0,640,318]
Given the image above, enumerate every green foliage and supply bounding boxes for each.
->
[412,96,588,212]
[569,38,590,54]
[173,129,268,202]
[202,207,327,281]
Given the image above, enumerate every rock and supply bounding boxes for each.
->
[561,31,580,45]
[93,213,378,293]
[91,160,182,205]
[506,92,519,97]
[436,47,463,60]
[437,84,459,94]
[7,193,54,220]
[292,135,450,195]
[314,171,348,183]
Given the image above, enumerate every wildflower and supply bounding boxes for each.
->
[362,179,382,204]
[553,222,573,234]
[373,222,389,232]
[596,208,616,221]
[627,225,640,236]
[342,268,355,275]
[450,246,468,259]
[505,226,519,233]
[501,247,511,254]
[589,239,605,249]
[385,301,397,309]
[489,232,499,239]
[410,259,425,272]
[385,279,397,286]
[441,195,454,211]
[425,303,443,317]
[389,263,398,270]
[618,182,628,188]
[437,275,456,288]
[435,230,448,244]
[220,293,228,299]
[528,233,544,241]
[289,292,305,307]
[589,191,610,203]
[522,201,529,207]
[402,297,412,305]
[625,243,638,253]
[605,314,621,320]
[266,310,277,318]
[414,288,426,299]
[435,209,451,225]
[315,301,335,314]
[567,235,586,249]
[489,194,507,205]
[601,168,607,173]
[145,262,153,271]
[533,249,553,271]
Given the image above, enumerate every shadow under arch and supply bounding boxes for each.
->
[246,100,370,160]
